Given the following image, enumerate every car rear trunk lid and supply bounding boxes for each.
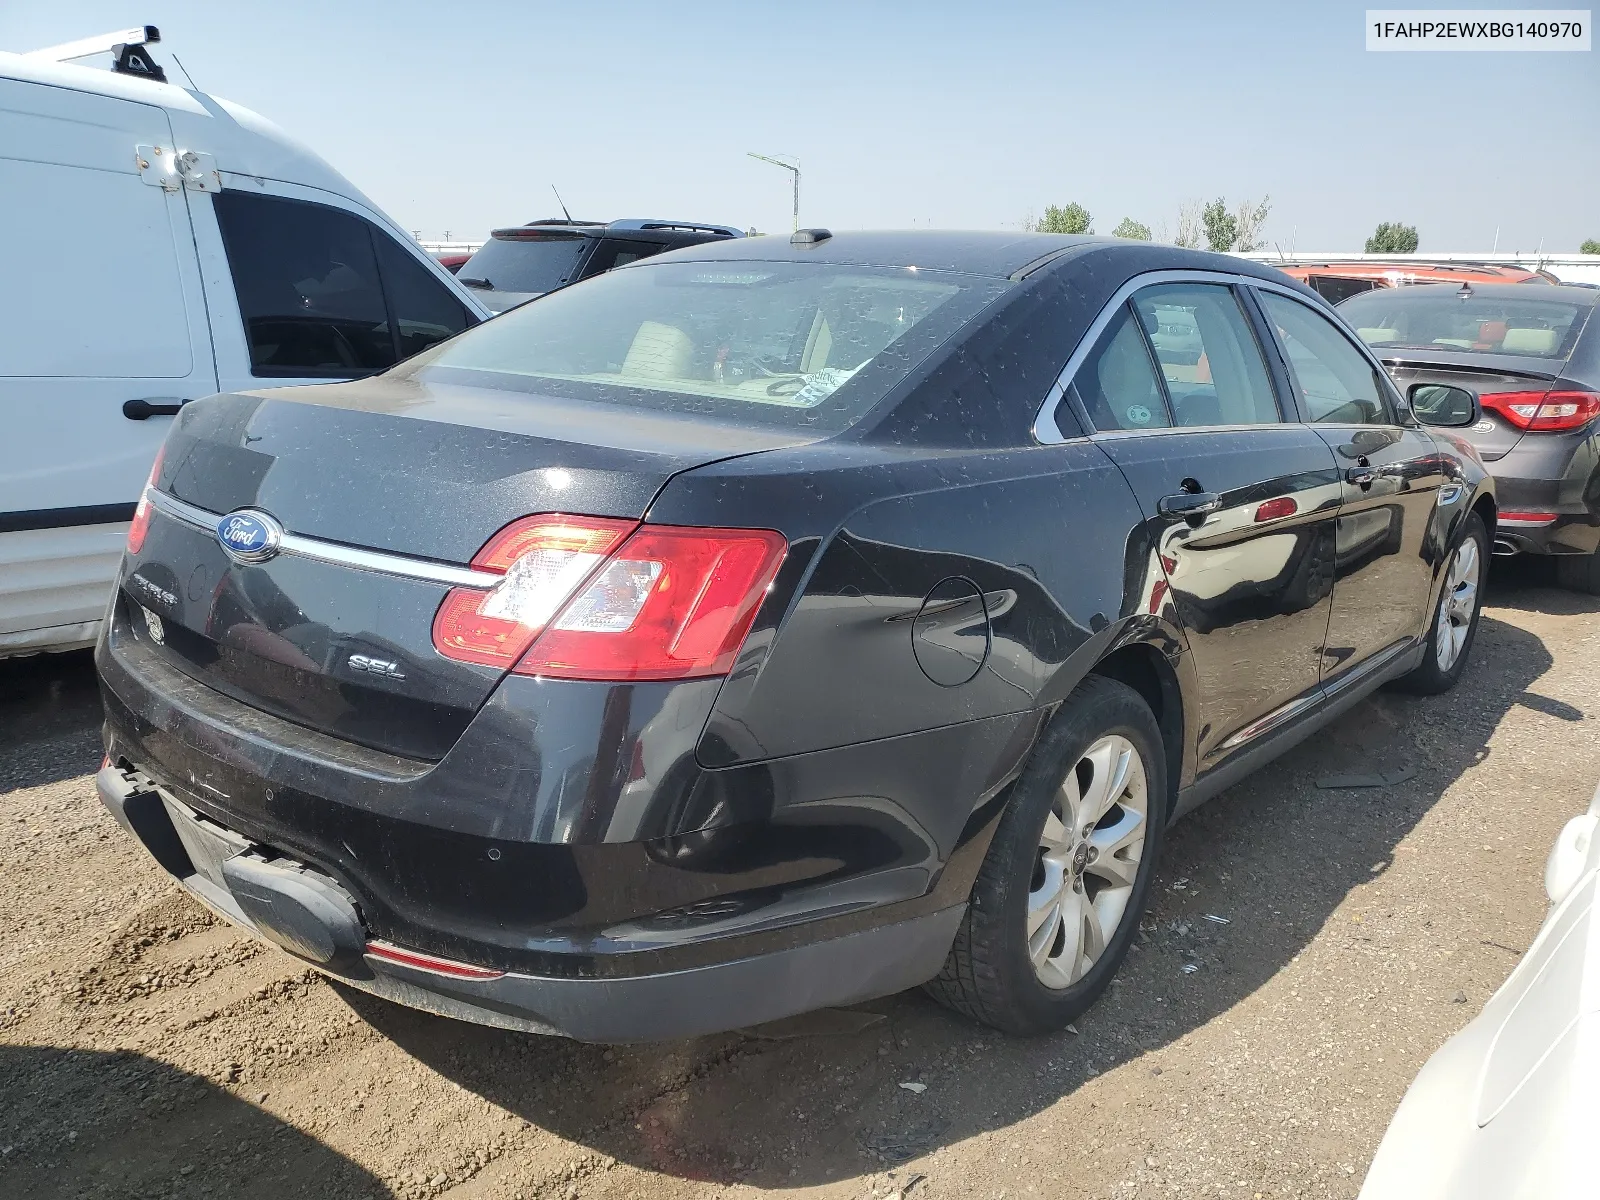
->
[1382,358,1561,461]
[124,379,812,759]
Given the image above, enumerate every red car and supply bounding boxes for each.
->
[1279,261,1554,305]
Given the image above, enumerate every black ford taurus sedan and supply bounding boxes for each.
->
[95,232,1494,1042]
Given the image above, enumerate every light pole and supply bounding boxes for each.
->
[747,152,800,232]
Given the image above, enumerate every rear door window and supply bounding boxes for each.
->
[1257,292,1392,425]
[1130,284,1281,426]
[213,190,472,376]
[1071,306,1172,432]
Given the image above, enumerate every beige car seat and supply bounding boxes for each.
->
[621,321,694,379]
[1501,327,1558,355]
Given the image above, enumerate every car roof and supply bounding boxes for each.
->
[1284,261,1543,282]
[634,230,1301,283]
[490,218,743,245]
[1345,281,1600,304]
[0,52,373,209]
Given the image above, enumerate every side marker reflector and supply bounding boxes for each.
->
[366,941,506,980]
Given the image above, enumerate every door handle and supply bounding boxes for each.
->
[1345,464,1377,487]
[123,398,184,421]
[1157,490,1223,518]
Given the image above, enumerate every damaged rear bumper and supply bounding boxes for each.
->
[95,761,965,1043]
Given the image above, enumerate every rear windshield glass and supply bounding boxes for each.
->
[408,260,1010,432]
[457,234,590,294]
[1307,275,1382,305]
[1339,290,1590,359]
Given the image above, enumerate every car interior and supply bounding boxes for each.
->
[476,270,963,410]
[1348,299,1583,358]
[1075,285,1282,431]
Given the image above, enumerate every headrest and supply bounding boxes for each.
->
[1501,327,1558,354]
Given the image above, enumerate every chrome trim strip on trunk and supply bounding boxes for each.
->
[145,488,233,532]
[273,534,499,588]
[145,490,500,589]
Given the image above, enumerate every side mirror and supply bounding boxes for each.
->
[1409,383,1480,429]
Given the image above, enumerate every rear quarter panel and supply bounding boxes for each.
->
[702,447,1163,760]
[648,441,1184,855]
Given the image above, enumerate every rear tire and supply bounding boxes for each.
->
[1393,511,1487,695]
[924,676,1166,1036]
[1555,548,1600,595]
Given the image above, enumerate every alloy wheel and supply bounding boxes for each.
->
[1028,734,1149,990]
[1434,536,1481,672]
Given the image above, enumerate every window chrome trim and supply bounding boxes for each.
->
[1031,269,1330,445]
[145,489,501,589]
[1078,422,1301,442]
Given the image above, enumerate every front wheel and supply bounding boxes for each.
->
[1393,511,1487,695]
[924,676,1166,1035]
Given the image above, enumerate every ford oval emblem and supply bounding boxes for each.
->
[216,510,283,563]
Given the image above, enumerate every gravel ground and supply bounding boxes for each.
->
[2,558,1597,1200]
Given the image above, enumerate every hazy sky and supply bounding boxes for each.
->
[6,2,1596,251]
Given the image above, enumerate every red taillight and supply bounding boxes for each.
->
[515,525,788,681]
[125,448,165,554]
[1480,390,1600,433]
[1499,511,1559,527]
[431,515,636,668]
[432,516,788,682]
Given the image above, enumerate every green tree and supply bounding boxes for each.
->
[1365,222,1420,254]
[1583,238,1600,255]
[1201,198,1237,253]
[1111,217,1151,241]
[1037,202,1093,235]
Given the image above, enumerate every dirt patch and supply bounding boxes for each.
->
[2,561,1597,1199]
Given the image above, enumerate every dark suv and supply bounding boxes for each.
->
[457,218,744,312]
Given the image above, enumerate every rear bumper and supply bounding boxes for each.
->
[1487,431,1600,556]
[1487,514,1600,557]
[96,606,1026,1039]
[95,763,963,1041]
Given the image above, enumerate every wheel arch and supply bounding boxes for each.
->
[1471,490,1497,538]
[1087,641,1185,822]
